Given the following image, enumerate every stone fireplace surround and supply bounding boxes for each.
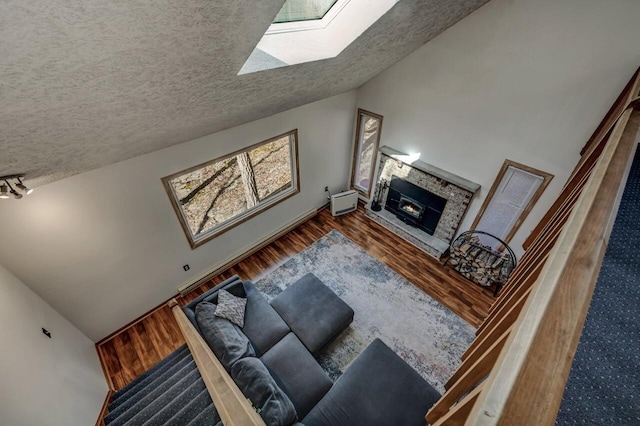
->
[366,146,480,259]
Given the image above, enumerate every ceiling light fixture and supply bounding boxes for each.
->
[7,182,22,199]
[0,175,34,200]
[0,184,10,199]
[15,177,33,195]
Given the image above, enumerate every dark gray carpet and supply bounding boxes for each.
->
[105,345,220,426]
[556,146,640,425]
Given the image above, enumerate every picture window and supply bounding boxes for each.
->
[163,130,300,248]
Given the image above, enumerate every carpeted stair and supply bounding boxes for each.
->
[556,147,640,424]
[104,345,221,426]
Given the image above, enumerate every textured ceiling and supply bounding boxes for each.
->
[1,0,489,187]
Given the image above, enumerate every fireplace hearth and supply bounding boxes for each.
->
[366,146,480,259]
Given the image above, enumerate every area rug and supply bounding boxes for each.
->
[254,229,475,393]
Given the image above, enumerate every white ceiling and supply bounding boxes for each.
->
[0,0,489,187]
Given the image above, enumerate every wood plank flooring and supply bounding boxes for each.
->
[97,205,495,390]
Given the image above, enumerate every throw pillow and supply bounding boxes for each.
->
[195,301,255,370]
[215,289,247,328]
[231,357,298,426]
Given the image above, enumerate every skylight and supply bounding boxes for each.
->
[273,0,339,24]
[239,0,399,74]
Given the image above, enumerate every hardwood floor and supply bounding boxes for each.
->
[97,205,495,390]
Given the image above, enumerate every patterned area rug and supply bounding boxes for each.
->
[255,229,475,392]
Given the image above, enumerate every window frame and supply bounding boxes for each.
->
[239,0,395,73]
[272,0,342,25]
[350,108,383,198]
[471,159,553,245]
[162,129,300,249]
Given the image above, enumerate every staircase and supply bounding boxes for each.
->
[102,345,221,426]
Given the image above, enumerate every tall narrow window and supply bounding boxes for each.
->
[162,130,300,248]
[351,109,383,198]
[472,160,553,247]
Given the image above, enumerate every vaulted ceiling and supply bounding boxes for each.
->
[1,0,489,186]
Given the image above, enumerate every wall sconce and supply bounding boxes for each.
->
[0,175,33,200]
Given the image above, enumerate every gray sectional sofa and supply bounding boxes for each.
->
[183,273,441,426]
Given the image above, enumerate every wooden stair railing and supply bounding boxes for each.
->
[427,67,640,425]
[168,299,266,426]
[95,390,114,426]
[523,67,640,250]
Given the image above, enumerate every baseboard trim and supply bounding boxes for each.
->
[95,390,114,426]
[178,208,318,295]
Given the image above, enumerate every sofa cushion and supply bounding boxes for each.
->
[260,333,333,419]
[302,339,441,426]
[183,278,290,356]
[215,289,247,327]
[195,301,255,371]
[242,281,291,355]
[231,357,298,426]
[270,273,354,353]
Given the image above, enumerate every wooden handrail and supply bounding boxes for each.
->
[427,66,640,425]
[95,390,114,426]
[469,108,640,425]
[168,299,266,426]
[580,68,640,156]
[523,71,640,250]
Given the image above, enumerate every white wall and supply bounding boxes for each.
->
[356,0,640,256]
[3,0,640,344]
[0,91,357,341]
[0,263,107,426]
